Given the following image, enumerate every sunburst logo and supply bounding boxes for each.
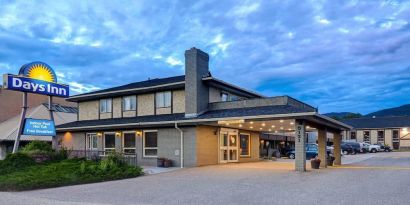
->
[18,62,57,83]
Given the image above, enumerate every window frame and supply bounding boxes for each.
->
[155,91,172,108]
[221,92,229,102]
[123,95,136,111]
[350,131,357,140]
[143,130,158,158]
[239,133,251,157]
[392,130,400,142]
[86,133,98,150]
[122,131,136,155]
[377,130,385,144]
[100,98,112,113]
[103,132,116,153]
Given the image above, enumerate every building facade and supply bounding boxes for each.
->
[342,116,410,150]
[57,47,350,170]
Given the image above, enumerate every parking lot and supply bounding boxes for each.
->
[1,152,410,205]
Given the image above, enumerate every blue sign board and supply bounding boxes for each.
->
[23,118,56,136]
[3,74,69,98]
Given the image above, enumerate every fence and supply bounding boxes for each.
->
[69,150,138,167]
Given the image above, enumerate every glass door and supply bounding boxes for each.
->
[219,128,239,163]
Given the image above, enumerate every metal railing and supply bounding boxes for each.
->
[68,150,138,167]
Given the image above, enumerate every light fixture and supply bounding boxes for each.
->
[280,126,284,130]
[275,131,278,133]
[272,125,275,128]
[259,128,263,130]
[136,131,142,136]
[269,129,272,132]
[250,121,254,124]
[239,124,243,128]
[226,123,230,126]
[262,123,266,126]
[288,128,291,131]
[97,132,102,137]
[290,122,294,125]
[250,126,253,129]
[307,126,310,129]
[280,120,284,123]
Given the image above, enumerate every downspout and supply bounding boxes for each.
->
[175,122,184,168]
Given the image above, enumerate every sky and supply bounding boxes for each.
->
[0,0,410,114]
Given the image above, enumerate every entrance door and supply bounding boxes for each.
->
[219,128,239,163]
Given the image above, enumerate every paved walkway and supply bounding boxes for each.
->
[1,152,410,205]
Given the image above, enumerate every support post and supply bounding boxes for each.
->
[334,131,342,165]
[318,128,327,168]
[295,120,306,172]
[13,92,28,153]
[48,96,57,150]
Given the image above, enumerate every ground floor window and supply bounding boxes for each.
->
[239,133,250,157]
[363,131,370,143]
[123,132,136,155]
[350,131,356,140]
[143,130,158,157]
[377,131,384,144]
[393,130,400,149]
[104,132,116,153]
[86,133,98,150]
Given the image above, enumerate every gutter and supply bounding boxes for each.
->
[175,122,184,168]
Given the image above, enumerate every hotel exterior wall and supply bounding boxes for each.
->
[112,97,122,118]
[172,90,185,113]
[78,101,99,120]
[137,94,154,116]
[196,126,218,166]
[58,132,86,150]
[238,131,260,163]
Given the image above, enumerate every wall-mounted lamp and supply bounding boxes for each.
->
[115,132,121,137]
[136,131,142,136]
[97,132,102,137]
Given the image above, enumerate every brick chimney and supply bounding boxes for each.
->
[184,47,210,118]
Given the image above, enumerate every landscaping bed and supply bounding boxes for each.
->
[0,142,143,191]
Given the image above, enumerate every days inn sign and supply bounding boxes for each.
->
[2,62,69,153]
[3,62,69,97]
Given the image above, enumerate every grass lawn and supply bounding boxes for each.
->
[0,154,143,191]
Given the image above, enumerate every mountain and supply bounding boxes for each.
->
[365,104,410,117]
[324,112,362,120]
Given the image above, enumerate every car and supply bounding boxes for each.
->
[287,144,331,159]
[363,143,380,153]
[342,141,361,154]
[341,143,354,155]
[358,142,369,153]
[375,143,392,152]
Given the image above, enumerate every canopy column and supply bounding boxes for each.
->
[318,128,327,168]
[333,131,342,165]
[295,119,306,172]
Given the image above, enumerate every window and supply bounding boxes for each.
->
[377,131,384,143]
[100,99,112,113]
[350,131,356,140]
[363,131,370,143]
[87,133,98,150]
[393,130,400,142]
[123,96,136,111]
[123,132,136,155]
[239,133,250,156]
[143,130,158,157]
[104,133,116,153]
[221,93,229,102]
[156,92,171,108]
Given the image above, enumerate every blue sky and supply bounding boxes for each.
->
[1,0,410,114]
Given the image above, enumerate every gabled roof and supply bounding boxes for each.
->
[342,116,410,129]
[0,104,77,141]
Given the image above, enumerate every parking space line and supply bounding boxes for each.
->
[329,165,410,170]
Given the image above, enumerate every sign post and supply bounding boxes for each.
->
[2,62,69,153]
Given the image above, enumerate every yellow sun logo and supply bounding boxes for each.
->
[19,62,57,83]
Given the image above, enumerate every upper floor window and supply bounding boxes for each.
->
[123,96,136,111]
[221,93,229,102]
[100,99,112,113]
[156,91,171,108]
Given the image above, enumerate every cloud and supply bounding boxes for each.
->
[0,0,410,114]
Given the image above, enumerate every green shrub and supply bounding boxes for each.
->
[0,153,35,175]
[21,141,52,152]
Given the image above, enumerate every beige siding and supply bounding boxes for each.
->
[112,98,122,118]
[385,129,392,146]
[356,130,364,142]
[209,87,221,103]
[370,130,378,144]
[78,101,99,120]
[156,107,171,115]
[172,90,185,113]
[239,131,260,163]
[123,111,136,117]
[100,112,112,119]
[58,132,86,150]
[196,126,218,166]
[137,94,154,116]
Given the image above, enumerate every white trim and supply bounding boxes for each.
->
[143,130,158,158]
[239,133,251,157]
[68,81,185,101]
[86,133,98,150]
[57,112,318,131]
[122,131,136,154]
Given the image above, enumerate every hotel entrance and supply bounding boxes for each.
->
[219,128,239,163]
